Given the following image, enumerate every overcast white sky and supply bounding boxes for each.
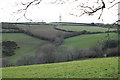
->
[0,0,118,23]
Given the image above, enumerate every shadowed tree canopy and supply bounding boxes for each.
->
[15,0,119,23]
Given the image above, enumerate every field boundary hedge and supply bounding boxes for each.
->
[55,26,117,33]
[2,23,118,44]
[55,27,117,39]
[1,27,24,33]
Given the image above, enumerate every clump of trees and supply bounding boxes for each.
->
[15,39,118,66]
[15,45,103,66]
[16,55,35,66]
[35,44,56,64]
[2,39,118,67]
[102,40,119,50]
[102,40,119,57]
[2,41,19,56]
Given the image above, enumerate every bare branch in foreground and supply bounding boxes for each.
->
[14,0,118,21]
[15,0,42,21]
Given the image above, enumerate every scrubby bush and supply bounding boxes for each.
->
[75,46,106,59]
[89,46,104,58]
[66,47,77,61]
[35,44,56,64]
[91,22,95,25]
[73,49,84,59]
[54,33,64,46]
[2,58,14,67]
[16,55,35,66]
[105,47,118,57]
[75,48,98,59]
[57,46,75,61]
[54,46,68,62]
[35,52,47,64]
[81,30,87,33]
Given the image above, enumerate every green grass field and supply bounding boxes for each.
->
[63,33,118,48]
[2,29,19,32]
[2,57,118,78]
[2,33,49,63]
[57,26,117,32]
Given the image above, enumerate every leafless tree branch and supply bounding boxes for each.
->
[14,0,118,21]
[15,0,42,21]
[109,0,116,3]
[69,0,106,19]
[108,1,120,9]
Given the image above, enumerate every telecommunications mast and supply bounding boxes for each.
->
[59,14,62,22]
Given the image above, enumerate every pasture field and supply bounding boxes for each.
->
[2,29,19,32]
[2,33,49,63]
[16,24,70,39]
[56,26,117,32]
[2,23,119,79]
[49,22,85,26]
[63,33,118,48]
[2,57,118,78]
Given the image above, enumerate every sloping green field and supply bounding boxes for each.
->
[63,33,118,48]
[57,26,117,32]
[2,57,118,78]
[2,33,49,63]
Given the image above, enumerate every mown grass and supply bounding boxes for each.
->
[2,57,118,78]
[57,26,117,32]
[2,33,49,63]
[63,33,118,48]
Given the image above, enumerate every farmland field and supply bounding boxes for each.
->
[63,33,118,48]
[56,26,117,32]
[16,24,71,39]
[2,33,49,63]
[2,57,118,78]
[2,23,119,79]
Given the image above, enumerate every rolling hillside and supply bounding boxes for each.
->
[57,26,117,32]
[2,23,119,79]
[2,57,118,78]
[2,33,49,63]
[15,24,70,39]
[63,33,118,48]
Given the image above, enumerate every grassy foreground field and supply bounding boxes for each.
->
[63,33,118,48]
[2,57,118,78]
[57,26,117,32]
[2,33,49,63]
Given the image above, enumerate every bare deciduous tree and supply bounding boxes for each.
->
[14,0,119,21]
